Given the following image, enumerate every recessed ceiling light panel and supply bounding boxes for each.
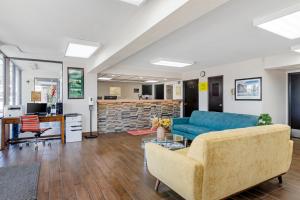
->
[151,58,194,68]
[98,77,112,80]
[120,0,146,6]
[145,80,158,83]
[254,5,300,39]
[65,40,99,58]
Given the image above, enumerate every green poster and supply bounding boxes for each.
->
[68,67,84,99]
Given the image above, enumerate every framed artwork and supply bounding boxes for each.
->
[235,77,262,101]
[109,87,121,96]
[68,67,84,99]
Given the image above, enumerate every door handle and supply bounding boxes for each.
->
[219,104,223,107]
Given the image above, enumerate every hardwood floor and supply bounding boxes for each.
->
[0,134,300,200]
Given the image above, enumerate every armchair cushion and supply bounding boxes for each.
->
[145,143,203,200]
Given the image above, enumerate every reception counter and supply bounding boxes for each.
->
[97,99,181,133]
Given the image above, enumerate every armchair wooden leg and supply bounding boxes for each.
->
[184,138,188,147]
[154,179,161,191]
[278,175,283,184]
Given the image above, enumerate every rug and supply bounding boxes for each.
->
[127,129,156,136]
[0,163,40,200]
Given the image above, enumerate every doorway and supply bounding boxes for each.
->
[288,73,300,137]
[208,76,223,112]
[183,79,199,117]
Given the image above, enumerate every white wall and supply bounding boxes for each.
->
[63,63,97,132]
[98,81,142,99]
[182,58,287,124]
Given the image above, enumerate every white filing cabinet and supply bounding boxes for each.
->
[65,114,83,143]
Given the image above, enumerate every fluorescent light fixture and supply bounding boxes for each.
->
[145,80,158,83]
[65,41,99,58]
[151,58,194,68]
[254,5,300,39]
[291,45,300,53]
[98,77,112,80]
[120,0,145,6]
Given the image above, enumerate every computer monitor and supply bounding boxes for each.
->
[104,96,117,100]
[27,103,47,115]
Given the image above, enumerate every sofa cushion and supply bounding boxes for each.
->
[173,124,211,136]
[189,111,258,131]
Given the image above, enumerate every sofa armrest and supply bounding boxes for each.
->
[172,117,190,125]
[145,143,203,200]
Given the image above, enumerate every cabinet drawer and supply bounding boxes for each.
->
[66,121,82,128]
[66,131,82,143]
[65,116,82,123]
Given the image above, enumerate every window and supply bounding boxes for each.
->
[15,67,21,105]
[0,53,4,116]
[9,61,14,105]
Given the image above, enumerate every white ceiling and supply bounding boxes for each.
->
[0,0,139,59]
[12,60,62,73]
[107,0,300,77]
[0,0,230,73]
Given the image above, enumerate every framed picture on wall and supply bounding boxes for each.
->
[235,77,262,101]
[68,67,84,99]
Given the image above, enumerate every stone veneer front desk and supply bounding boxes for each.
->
[98,99,181,133]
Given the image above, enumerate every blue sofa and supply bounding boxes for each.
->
[171,111,258,140]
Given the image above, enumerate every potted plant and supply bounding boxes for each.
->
[257,113,272,126]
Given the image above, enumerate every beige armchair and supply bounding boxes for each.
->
[145,125,293,200]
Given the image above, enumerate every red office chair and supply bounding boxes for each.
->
[20,115,52,150]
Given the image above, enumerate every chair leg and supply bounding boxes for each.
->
[154,179,161,191]
[184,138,188,147]
[278,175,283,184]
[34,138,38,151]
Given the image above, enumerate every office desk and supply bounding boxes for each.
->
[1,115,65,150]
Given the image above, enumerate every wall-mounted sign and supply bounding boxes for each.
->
[199,82,208,92]
[31,91,41,102]
[175,85,182,96]
[68,67,84,99]
[110,87,121,96]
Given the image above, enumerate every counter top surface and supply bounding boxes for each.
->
[98,99,182,103]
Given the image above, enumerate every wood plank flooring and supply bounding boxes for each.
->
[0,133,299,200]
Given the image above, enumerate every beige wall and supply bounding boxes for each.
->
[98,81,142,99]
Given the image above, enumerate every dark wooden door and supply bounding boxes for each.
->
[155,84,164,99]
[289,73,300,129]
[208,76,223,112]
[183,79,199,117]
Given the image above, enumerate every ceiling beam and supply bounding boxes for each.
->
[88,0,230,73]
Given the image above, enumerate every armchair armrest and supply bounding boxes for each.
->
[145,143,203,200]
[172,117,190,125]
